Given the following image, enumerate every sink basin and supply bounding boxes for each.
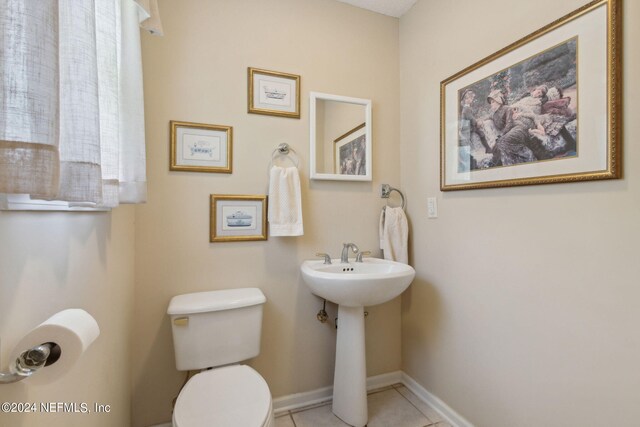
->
[301,257,415,307]
[300,257,415,426]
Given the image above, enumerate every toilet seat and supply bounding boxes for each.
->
[173,365,273,427]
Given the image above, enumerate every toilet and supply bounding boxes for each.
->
[167,288,274,427]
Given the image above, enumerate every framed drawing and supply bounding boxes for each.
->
[440,0,621,191]
[170,121,232,173]
[248,67,301,119]
[210,195,268,242]
[334,123,366,175]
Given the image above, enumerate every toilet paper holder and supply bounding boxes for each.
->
[0,308,99,385]
[0,342,61,384]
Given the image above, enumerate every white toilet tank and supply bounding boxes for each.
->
[168,288,266,371]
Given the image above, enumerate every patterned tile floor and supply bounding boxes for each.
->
[275,384,453,427]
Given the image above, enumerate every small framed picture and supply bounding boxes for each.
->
[170,121,232,173]
[248,67,300,119]
[210,195,268,242]
[334,123,366,175]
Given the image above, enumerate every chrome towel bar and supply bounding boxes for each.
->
[381,184,406,209]
[269,143,299,168]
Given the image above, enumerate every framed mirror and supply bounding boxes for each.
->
[310,92,372,181]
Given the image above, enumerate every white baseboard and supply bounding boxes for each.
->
[272,370,403,415]
[153,370,472,427]
[366,370,404,391]
[274,370,473,427]
[401,372,474,427]
[272,383,333,415]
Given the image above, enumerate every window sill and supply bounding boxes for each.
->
[0,194,110,212]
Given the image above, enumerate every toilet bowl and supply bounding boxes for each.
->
[168,288,273,427]
[172,365,274,427]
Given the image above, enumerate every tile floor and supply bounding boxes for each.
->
[275,384,453,427]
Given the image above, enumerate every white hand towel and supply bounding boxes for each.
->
[268,166,304,236]
[379,207,408,264]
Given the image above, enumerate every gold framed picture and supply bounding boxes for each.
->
[440,0,621,191]
[334,123,366,175]
[170,121,232,173]
[248,67,301,119]
[210,194,268,242]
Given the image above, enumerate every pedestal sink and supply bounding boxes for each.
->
[300,258,415,427]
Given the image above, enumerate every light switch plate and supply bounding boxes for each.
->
[427,197,438,218]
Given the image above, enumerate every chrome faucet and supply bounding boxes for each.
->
[341,243,359,263]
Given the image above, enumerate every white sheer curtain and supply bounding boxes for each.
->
[0,0,161,208]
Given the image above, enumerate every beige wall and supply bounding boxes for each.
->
[2,2,637,427]
[400,1,640,426]
[0,208,135,427]
[133,0,400,425]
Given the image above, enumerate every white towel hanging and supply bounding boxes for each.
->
[379,206,408,264]
[268,166,303,236]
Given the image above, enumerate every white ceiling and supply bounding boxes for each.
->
[335,0,418,18]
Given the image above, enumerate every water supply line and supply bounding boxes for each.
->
[316,300,368,328]
[316,300,328,323]
[334,311,368,329]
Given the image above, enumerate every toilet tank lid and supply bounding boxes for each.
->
[167,288,266,315]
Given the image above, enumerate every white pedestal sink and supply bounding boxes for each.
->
[300,258,415,427]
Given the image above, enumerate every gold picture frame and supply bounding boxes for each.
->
[210,194,268,242]
[440,0,621,191]
[170,121,232,173]
[248,67,301,119]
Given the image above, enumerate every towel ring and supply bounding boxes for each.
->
[269,143,299,169]
[381,184,406,210]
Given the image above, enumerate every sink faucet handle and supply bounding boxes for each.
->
[315,253,332,264]
[355,251,371,262]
